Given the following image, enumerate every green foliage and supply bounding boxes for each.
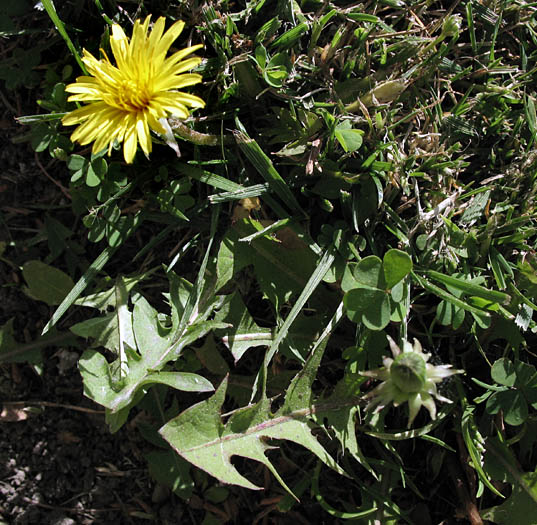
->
[485,358,537,426]
[343,249,412,330]
[74,273,226,423]
[7,0,537,520]
[160,338,346,497]
[22,260,74,305]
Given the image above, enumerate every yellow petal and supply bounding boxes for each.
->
[146,110,167,135]
[136,114,152,156]
[162,45,203,71]
[150,95,190,118]
[147,17,166,59]
[110,23,129,69]
[123,121,138,163]
[153,19,185,64]
[155,73,203,92]
[160,57,202,79]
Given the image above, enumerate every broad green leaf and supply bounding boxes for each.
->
[481,469,537,524]
[132,294,173,357]
[383,249,412,289]
[160,337,345,496]
[195,334,230,375]
[146,450,194,500]
[334,121,363,153]
[215,230,251,292]
[341,262,360,293]
[78,349,121,409]
[436,300,466,329]
[390,282,409,322]
[316,371,376,478]
[353,175,381,226]
[486,358,537,424]
[161,379,272,491]
[74,273,150,312]
[85,164,101,186]
[344,288,390,330]
[436,300,453,326]
[483,436,520,484]
[232,219,321,310]
[167,272,192,331]
[70,312,136,353]
[0,318,53,364]
[264,66,288,88]
[254,44,267,69]
[67,154,86,171]
[513,361,537,389]
[215,293,271,362]
[354,256,386,289]
[142,371,214,393]
[22,260,74,305]
[78,322,222,414]
[78,289,226,415]
[491,357,517,387]
[487,390,527,425]
[0,319,23,362]
[279,312,329,362]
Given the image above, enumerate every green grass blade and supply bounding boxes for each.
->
[466,1,477,54]
[426,270,511,304]
[412,273,492,319]
[271,22,309,50]
[264,246,336,372]
[43,244,120,334]
[43,213,143,334]
[16,113,66,124]
[524,94,537,138]
[177,205,220,333]
[208,183,270,203]
[239,218,291,243]
[41,0,87,74]
[176,162,243,192]
[233,119,306,217]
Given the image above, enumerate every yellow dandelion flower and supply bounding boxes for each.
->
[62,16,205,164]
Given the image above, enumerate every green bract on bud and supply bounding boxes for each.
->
[360,335,463,428]
[391,353,427,393]
[441,14,462,38]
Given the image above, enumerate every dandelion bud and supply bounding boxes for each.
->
[442,15,462,38]
[360,335,463,427]
[391,353,427,393]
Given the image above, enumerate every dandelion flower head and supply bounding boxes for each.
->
[62,16,205,163]
[361,335,462,428]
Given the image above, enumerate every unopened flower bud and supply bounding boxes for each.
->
[442,15,462,38]
[391,352,427,393]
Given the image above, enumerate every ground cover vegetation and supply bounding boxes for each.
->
[2,0,537,523]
